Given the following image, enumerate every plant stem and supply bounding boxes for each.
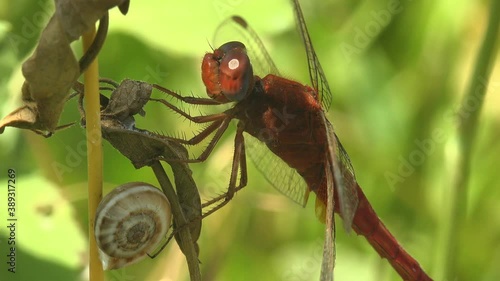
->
[151,161,202,281]
[444,0,500,279]
[82,26,104,281]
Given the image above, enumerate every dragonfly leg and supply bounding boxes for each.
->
[164,118,225,146]
[153,84,221,105]
[156,114,233,164]
[202,123,248,217]
[149,88,237,162]
[150,97,227,123]
[151,84,228,123]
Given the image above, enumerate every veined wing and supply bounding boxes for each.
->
[291,0,357,230]
[213,16,280,77]
[213,15,310,206]
[319,111,358,280]
[321,144,336,281]
[245,133,310,207]
[291,0,333,111]
[326,117,358,232]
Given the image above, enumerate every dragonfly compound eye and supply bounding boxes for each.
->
[201,41,254,103]
[218,49,254,101]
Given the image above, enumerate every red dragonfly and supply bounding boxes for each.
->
[152,0,432,280]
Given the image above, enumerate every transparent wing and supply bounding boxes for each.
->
[291,0,357,229]
[213,16,280,77]
[318,113,359,280]
[320,154,335,281]
[319,111,359,280]
[245,133,310,207]
[325,117,358,232]
[291,0,333,111]
[213,15,310,206]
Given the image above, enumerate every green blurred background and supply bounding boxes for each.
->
[0,0,499,280]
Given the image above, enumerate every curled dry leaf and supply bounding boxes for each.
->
[0,0,125,136]
[78,79,202,258]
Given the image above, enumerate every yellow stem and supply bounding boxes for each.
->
[82,26,104,281]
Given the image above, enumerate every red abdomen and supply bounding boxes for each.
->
[236,74,431,281]
[343,184,432,281]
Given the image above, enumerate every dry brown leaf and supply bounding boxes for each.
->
[0,0,125,136]
[79,79,202,258]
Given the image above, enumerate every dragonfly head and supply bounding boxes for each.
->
[201,41,254,103]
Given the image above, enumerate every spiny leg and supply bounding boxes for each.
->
[152,134,247,258]
[153,84,221,105]
[152,85,250,216]
[157,114,233,164]
[150,85,237,162]
[165,117,225,146]
[150,96,227,123]
[202,122,248,217]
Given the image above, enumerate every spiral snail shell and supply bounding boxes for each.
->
[94,182,172,270]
